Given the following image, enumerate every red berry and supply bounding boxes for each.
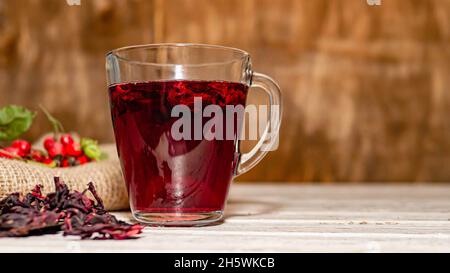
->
[65,142,82,157]
[0,147,20,158]
[47,142,65,158]
[30,150,45,162]
[42,157,54,164]
[12,139,32,156]
[0,151,11,159]
[44,137,56,150]
[61,158,70,168]
[77,155,89,165]
[60,134,74,146]
[0,150,13,159]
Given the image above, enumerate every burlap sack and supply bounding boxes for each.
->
[0,144,129,210]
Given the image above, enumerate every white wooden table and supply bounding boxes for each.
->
[1,183,450,253]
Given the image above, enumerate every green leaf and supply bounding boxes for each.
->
[0,105,36,141]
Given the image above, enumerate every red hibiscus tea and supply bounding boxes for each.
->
[107,44,282,226]
[108,80,248,223]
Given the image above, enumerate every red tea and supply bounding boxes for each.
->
[108,80,248,215]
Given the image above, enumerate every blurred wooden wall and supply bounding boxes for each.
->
[1,0,450,182]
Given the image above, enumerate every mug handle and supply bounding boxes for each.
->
[235,72,283,176]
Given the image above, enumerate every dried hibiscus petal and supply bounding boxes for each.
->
[0,177,143,240]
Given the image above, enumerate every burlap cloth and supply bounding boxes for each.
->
[0,144,129,210]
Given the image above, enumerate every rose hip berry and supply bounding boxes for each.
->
[60,134,74,146]
[47,142,65,158]
[0,147,21,158]
[0,105,101,168]
[42,157,56,167]
[30,150,46,162]
[61,158,70,168]
[0,149,14,159]
[65,142,82,157]
[44,137,56,150]
[2,135,95,167]
[77,155,89,165]
[11,140,31,156]
[38,135,94,167]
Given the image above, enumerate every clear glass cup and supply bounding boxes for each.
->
[106,44,282,226]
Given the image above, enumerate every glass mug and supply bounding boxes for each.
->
[106,44,282,226]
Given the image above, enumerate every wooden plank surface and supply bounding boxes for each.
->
[1,183,450,253]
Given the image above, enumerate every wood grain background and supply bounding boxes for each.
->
[1,0,449,182]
